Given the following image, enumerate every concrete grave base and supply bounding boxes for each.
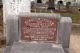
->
[4,42,65,53]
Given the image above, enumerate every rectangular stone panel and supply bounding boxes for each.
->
[19,16,59,43]
[9,42,65,53]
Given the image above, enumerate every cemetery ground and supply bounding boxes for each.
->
[32,6,80,24]
[0,7,80,53]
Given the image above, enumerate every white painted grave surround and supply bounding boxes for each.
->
[3,0,31,38]
[3,0,31,15]
[3,0,31,23]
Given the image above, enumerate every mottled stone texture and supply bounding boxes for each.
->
[20,16,59,42]
[5,42,65,53]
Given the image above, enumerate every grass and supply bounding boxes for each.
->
[54,6,80,23]
[0,8,3,25]
[59,13,80,23]
[32,8,80,24]
[0,8,3,33]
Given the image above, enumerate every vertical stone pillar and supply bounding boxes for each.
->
[3,0,31,45]
[58,17,72,48]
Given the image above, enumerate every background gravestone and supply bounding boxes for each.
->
[3,0,31,45]
[37,0,42,3]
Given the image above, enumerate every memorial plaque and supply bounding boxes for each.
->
[20,16,59,43]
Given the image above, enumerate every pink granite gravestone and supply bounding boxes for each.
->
[20,16,59,43]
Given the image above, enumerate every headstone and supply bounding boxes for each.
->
[37,0,42,3]
[3,0,31,44]
[48,0,55,10]
[19,13,59,43]
[3,0,31,15]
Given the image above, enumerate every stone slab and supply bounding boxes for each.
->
[6,42,65,53]
[20,15,59,42]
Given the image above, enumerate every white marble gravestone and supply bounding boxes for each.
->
[3,0,31,15]
[3,0,31,44]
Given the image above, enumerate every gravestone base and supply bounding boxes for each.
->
[5,42,65,53]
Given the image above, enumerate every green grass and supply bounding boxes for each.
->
[32,8,80,24]
[0,8,3,26]
[60,13,80,23]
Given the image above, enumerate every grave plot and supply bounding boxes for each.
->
[4,13,72,53]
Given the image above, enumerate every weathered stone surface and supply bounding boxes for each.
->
[9,42,65,53]
[20,15,59,43]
